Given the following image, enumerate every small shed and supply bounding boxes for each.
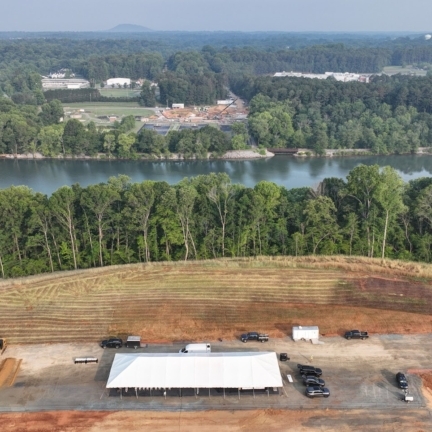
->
[292,326,319,341]
[172,103,184,109]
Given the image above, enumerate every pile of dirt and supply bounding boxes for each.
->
[0,358,21,388]
[162,108,195,119]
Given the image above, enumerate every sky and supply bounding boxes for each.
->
[1,0,432,32]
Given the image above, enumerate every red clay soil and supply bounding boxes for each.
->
[1,409,430,432]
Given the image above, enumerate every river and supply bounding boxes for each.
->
[1,154,432,195]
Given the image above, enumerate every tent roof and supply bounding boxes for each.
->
[106,352,282,389]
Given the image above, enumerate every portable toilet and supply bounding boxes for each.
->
[292,326,319,341]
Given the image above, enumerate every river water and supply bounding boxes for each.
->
[1,154,432,195]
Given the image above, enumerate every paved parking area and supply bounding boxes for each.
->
[0,334,430,412]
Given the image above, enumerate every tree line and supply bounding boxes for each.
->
[1,167,432,278]
[0,96,239,157]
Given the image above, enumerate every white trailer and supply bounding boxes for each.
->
[179,343,211,353]
[292,326,319,342]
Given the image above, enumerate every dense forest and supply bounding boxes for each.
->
[231,74,432,154]
[6,71,432,157]
[1,167,432,278]
[3,34,432,101]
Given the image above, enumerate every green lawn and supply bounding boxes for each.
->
[64,102,154,117]
[99,88,141,98]
[382,65,428,76]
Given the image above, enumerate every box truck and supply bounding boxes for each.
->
[179,343,211,353]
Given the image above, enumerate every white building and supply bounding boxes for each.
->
[106,78,131,87]
[172,103,185,109]
[217,99,234,105]
[274,71,371,83]
[41,78,90,90]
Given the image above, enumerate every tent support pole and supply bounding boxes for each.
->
[150,388,152,397]
[253,388,255,399]
[120,388,122,400]
[209,388,210,398]
[223,388,225,399]
[238,388,240,400]
[135,388,138,399]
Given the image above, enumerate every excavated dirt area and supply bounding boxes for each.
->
[2,258,432,344]
[1,409,430,432]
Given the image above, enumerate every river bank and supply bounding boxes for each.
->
[1,147,431,161]
[0,149,274,161]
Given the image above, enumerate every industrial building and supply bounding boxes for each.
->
[106,78,131,87]
[273,71,371,83]
[106,352,283,399]
[41,78,90,90]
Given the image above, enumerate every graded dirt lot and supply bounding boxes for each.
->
[1,335,432,430]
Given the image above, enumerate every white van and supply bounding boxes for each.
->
[179,343,211,353]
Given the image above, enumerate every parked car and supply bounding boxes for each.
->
[306,386,330,398]
[396,372,408,389]
[297,364,323,377]
[240,332,269,343]
[100,338,122,349]
[344,330,369,340]
[302,375,325,387]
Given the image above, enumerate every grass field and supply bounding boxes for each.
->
[63,102,154,131]
[64,102,153,117]
[1,256,432,344]
[99,88,141,98]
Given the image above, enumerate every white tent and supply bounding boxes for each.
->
[106,352,282,389]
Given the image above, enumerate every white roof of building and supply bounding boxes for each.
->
[106,352,282,389]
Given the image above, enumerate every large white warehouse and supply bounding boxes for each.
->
[106,78,131,86]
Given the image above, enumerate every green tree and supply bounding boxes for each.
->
[80,184,120,267]
[303,196,339,254]
[376,167,406,259]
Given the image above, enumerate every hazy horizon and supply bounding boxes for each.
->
[2,0,432,33]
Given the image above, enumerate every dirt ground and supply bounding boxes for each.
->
[1,409,430,432]
[0,358,21,388]
[2,257,432,344]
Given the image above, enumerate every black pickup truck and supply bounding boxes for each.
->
[345,330,369,340]
[241,332,269,343]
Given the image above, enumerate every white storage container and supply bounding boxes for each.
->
[292,326,319,341]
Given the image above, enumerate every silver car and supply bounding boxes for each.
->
[306,386,330,398]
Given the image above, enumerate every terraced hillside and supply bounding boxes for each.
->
[1,257,432,344]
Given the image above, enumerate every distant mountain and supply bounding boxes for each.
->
[107,24,153,33]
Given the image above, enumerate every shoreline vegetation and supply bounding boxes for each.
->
[1,147,431,161]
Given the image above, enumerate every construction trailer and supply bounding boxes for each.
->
[292,326,319,342]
